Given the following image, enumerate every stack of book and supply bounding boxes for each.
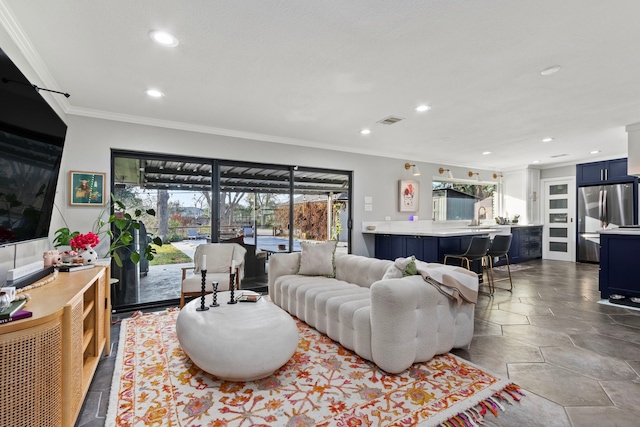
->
[0,299,32,324]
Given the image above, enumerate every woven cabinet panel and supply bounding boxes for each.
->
[0,320,63,427]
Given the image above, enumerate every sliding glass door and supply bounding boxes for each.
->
[110,152,352,311]
[291,167,350,255]
[111,153,213,310]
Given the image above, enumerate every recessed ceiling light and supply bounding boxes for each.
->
[149,30,179,47]
[146,89,164,98]
[482,151,491,155]
[540,65,561,76]
[360,129,371,135]
[532,160,540,164]
[415,104,431,112]
[542,137,554,142]
[590,150,601,154]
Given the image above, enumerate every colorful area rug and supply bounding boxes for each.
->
[107,310,524,426]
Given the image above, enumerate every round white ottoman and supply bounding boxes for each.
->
[176,291,299,381]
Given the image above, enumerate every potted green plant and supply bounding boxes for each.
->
[94,196,163,267]
[53,227,79,249]
[53,195,162,268]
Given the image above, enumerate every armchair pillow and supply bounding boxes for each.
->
[297,240,338,277]
[193,244,236,274]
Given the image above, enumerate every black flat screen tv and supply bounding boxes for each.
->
[0,48,67,246]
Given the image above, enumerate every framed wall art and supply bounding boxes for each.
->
[69,171,106,206]
[399,179,419,212]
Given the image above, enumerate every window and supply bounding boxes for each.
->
[432,180,496,221]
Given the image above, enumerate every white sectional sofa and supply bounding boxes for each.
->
[268,251,478,374]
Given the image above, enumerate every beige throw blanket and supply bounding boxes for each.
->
[416,261,479,306]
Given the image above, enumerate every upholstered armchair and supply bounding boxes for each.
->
[180,243,247,307]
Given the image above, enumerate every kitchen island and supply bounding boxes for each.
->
[362,221,542,267]
[598,228,640,307]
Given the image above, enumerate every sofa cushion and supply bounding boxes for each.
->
[297,240,338,277]
[335,255,392,287]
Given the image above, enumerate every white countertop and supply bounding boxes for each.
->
[598,227,640,235]
[361,220,542,237]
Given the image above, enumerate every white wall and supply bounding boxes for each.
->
[540,165,575,180]
[55,116,501,258]
[503,169,526,222]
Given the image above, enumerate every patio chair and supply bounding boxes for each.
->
[180,243,247,307]
[187,229,208,240]
[242,225,254,237]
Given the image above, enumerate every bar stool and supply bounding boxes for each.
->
[485,234,513,294]
[443,236,491,282]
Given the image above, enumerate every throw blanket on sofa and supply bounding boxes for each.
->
[385,258,479,306]
[417,263,478,306]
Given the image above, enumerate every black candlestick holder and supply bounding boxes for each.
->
[196,269,209,311]
[210,281,219,307]
[228,267,237,304]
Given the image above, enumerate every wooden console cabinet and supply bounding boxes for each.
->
[0,266,111,427]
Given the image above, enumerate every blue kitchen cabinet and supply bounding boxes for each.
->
[374,234,405,261]
[404,235,439,263]
[374,234,438,262]
[599,233,640,299]
[576,158,634,186]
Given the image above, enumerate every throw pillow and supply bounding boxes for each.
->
[382,256,418,279]
[297,240,338,277]
[194,244,235,274]
[403,256,418,276]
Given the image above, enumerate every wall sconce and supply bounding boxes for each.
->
[468,171,481,181]
[438,167,454,179]
[404,162,421,176]
[493,173,504,182]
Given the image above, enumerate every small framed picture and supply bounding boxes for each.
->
[69,171,106,206]
[399,179,419,212]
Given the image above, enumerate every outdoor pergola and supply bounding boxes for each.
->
[113,157,352,245]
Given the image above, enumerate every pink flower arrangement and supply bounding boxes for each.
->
[69,232,100,250]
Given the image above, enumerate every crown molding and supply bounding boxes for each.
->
[67,105,408,158]
[626,121,640,132]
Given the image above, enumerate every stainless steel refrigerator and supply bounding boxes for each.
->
[577,183,636,263]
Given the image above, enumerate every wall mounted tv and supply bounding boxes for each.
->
[0,48,67,246]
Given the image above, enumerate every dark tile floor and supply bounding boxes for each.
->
[75,259,640,427]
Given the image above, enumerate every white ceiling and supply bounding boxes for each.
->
[2,0,640,171]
